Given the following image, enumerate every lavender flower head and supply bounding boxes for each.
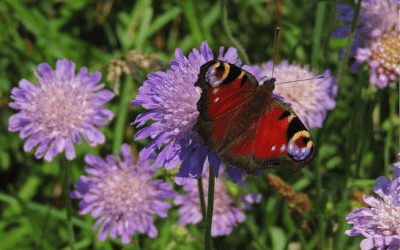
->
[331,1,399,72]
[71,144,177,243]
[391,157,400,206]
[174,169,261,236]
[390,156,400,179]
[130,41,262,184]
[358,0,398,33]
[355,30,399,88]
[260,61,337,129]
[345,176,400,250]
[8,59,114,161]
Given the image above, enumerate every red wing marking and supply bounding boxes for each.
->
[207,76,255,119]
[254,105,290,158]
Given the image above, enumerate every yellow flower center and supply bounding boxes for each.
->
[370,31,400,78]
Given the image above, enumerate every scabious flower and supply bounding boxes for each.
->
[8,59,114,161]
[390,156,400,179]
[331,1,399,72]
[71,144,177,243]
[130,41,264,184]
[358,0,398,32]
[355,30,399,88]
[345,176,400,250]
[390,153,400,206]
[174,169,261,236]
[259,61,337,129]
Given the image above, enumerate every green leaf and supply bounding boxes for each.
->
[269,227,287,250]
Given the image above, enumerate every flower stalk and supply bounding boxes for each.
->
[62,159,75,250]
[204,165,215,250]
[198,177,207,226]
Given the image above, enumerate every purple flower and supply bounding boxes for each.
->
[173,169,261,236]
[345,176,400,250]
[8,59,114,161]
[71,144,177,243]
[354,29,399,88]
[130,41,259,184]
[390,153,400,206]
[390,155,400,180]
[358,0,398,33]
[331,1,398,72]
[259,61,337,129]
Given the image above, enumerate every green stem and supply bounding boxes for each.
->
[113,76,134,153]
[384,89,396,177]
[204,166,215,250]
[0,192,91,229]
[350,179,376,188]
[63,160,75,250]
[334,3,363,249]
[314,129,325,249]
[134,233,141,250]
[321,0,339,68]
[311,2,325,70]
[221,0,250,65]
[182,0,205,45]
[337,0,362,86]
[297,229,307,250]
[198,177,207,226]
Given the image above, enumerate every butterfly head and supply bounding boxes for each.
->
[261,77,276,92]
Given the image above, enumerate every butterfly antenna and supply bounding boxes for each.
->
[271,27,279,79]
[275,75,325,85]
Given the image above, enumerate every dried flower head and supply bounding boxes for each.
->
[107,59,130,83]
[267,173,312,213]
[8,59,114,161]
[126,50,167,72]
[71,144,177,243]
[267,173,296,201]
[267,173,312,232]
[351,190,370,209]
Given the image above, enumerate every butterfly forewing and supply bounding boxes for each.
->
[195,61,259,121]
[194,60,315,174]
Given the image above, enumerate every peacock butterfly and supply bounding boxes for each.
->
[193,60,315,174]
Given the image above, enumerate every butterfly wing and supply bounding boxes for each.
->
[253,98,315,171]
[219,97,315,174]
[194,60,259,152]
[194,60,315,174]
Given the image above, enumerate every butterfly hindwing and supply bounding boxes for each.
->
[252,98,315,172]
[194,60,315,174]
[217,98,315,174]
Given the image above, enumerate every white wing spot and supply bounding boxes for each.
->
[280,144,286,153]
[214,97,220,103]
[212,88,219,94]
[271,145,276,151]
